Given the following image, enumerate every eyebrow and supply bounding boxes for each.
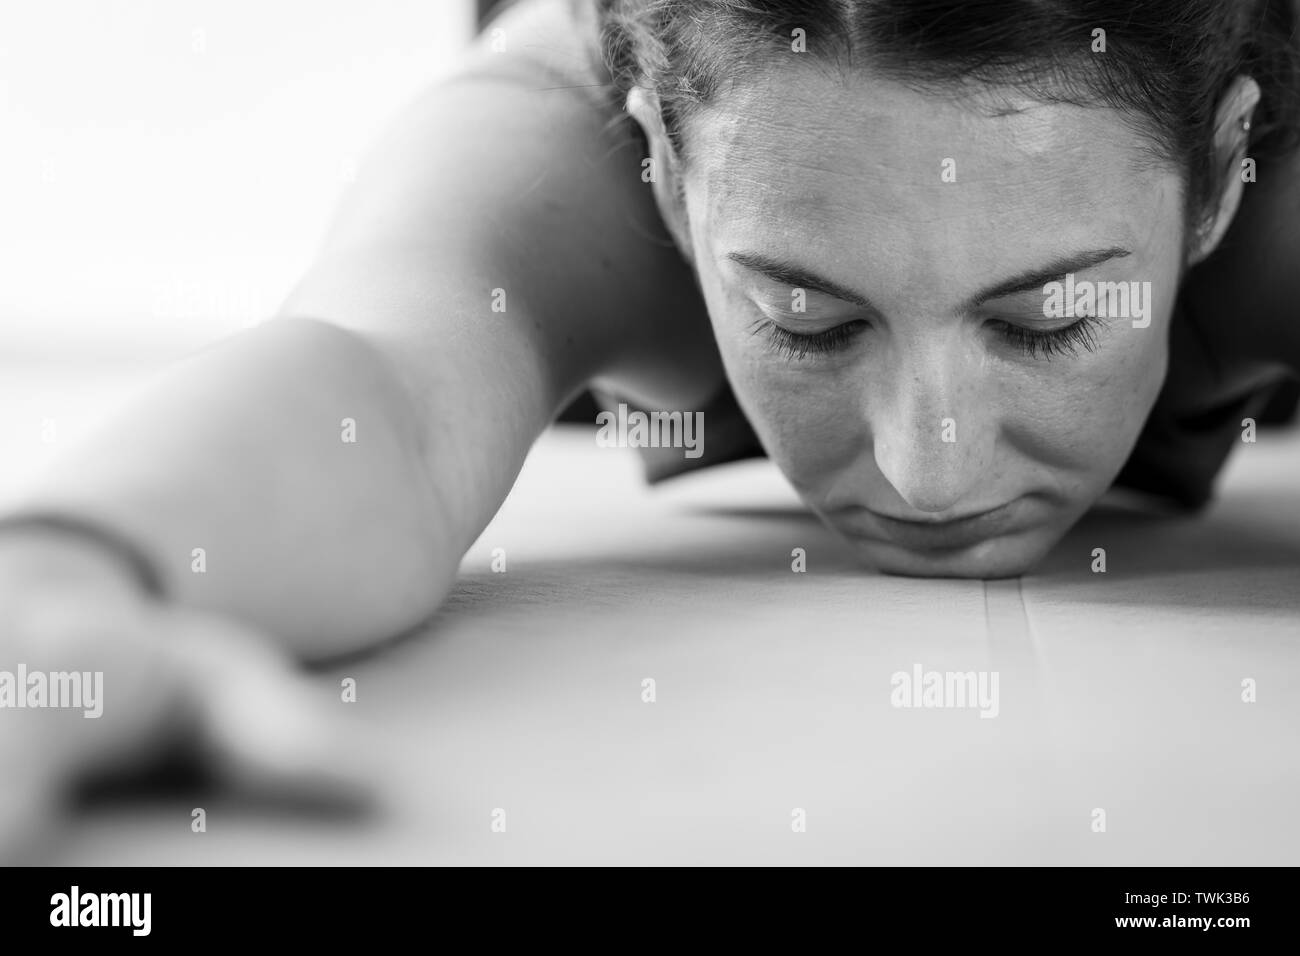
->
[961,247,1133,310]
[724,246,1133,314]
[725,251,876,309]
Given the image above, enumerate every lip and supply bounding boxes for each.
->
[835,502,1021,551]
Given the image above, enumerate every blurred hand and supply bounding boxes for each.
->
[0,533,370,863]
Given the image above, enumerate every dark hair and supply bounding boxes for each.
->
[597,0,1300,230]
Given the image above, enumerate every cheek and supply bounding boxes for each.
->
[1021,316,1170,469]
[698,278,864,475]
[738,364,857,490]
[960,318,1172,498]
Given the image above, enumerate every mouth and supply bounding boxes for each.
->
[833,501,1022,551]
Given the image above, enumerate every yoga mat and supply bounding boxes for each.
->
[3,366,1297,863]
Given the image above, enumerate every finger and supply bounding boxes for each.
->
[175,615,378,814]
[0,768,65,865]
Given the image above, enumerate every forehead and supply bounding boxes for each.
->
[684,61,1181,270]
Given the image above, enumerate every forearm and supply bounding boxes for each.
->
[4,317,453,660]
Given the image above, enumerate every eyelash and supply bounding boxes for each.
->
[991,316,1105,359]
[750,316,1105,361]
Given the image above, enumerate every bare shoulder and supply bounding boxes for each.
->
[286,0,722,412]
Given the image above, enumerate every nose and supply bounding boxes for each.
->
[870,337,995,514]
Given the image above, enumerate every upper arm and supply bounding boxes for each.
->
[276,20,714,554]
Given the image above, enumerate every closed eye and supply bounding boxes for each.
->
[749,318,868,360]
[749,314,1107,362]
[988,315,1105,359]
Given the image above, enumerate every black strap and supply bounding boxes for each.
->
[0,511,167,600]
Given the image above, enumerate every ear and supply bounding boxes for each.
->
[626,86,696,264]
[1188,75,1262,266]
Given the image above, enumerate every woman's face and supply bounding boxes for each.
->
[668,65,1189,577]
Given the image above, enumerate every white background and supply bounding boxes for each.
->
[0,0,474,360]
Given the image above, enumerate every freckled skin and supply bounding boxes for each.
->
[673,66,1190,577]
